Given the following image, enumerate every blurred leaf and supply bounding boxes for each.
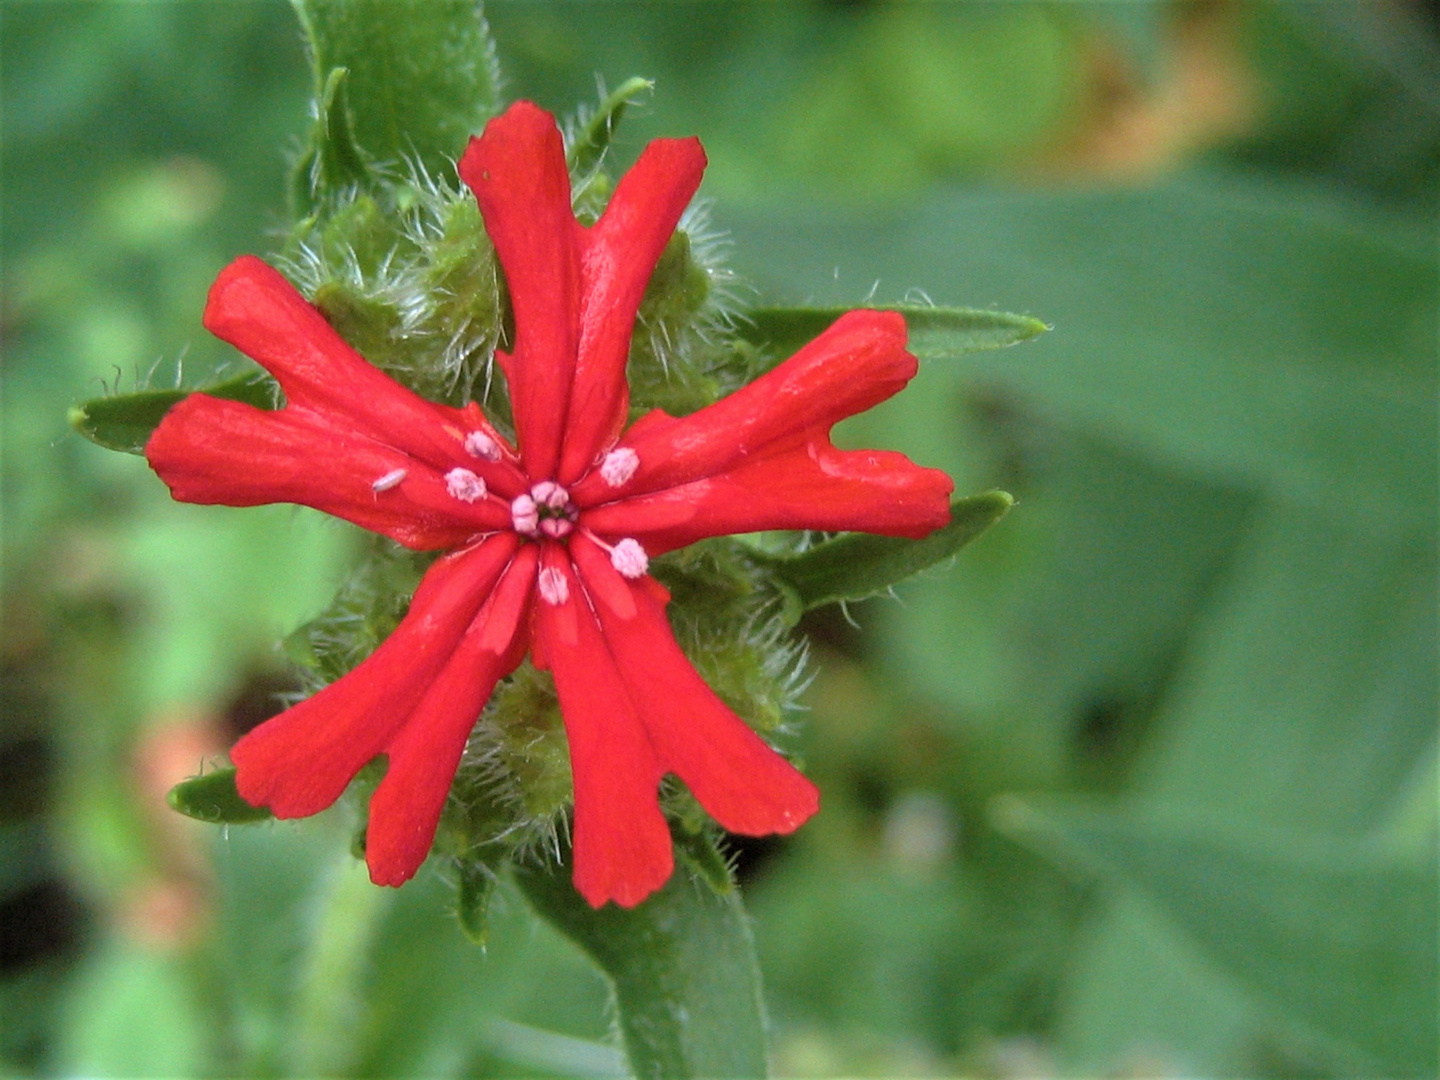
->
[287,856,389,1077]
[294,0,500,180]
[996,797,1439,1077]
[478,1018,627,1078]
[728,176,1437,529]
[69,372,277,455]
[1055,500,1437,1074]
[56,941,210,1079]
[1137,501,1435,830]
[567,76,653,176]
[765,491,1013,617]
[168,767,273,825]
[742,305,1047,366]
[351,872,612,1078]
[516,856,769,1080]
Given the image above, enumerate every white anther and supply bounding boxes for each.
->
[610,538,649,579]
[464,430,502,461]
[530,480,569,509]
[445,468,487,503]
[371,468,407,493]
[537,566,569,605]
[511,493,539,536]
[600,447,639,487]
[540,517,575,539]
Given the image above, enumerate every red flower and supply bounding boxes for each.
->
[146,102,952,908]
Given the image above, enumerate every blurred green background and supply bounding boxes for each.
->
[2,1,1435,1076]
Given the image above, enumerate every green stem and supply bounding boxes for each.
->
[515,854,769,1080]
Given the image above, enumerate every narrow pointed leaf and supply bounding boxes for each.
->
[765,491,1013,614]
[70,373,278,455]
[567,76,654,176]
[742,305,1046,367]
[294,66,374,203]
[294,0,501,180]
[516,851,768,1080]
[168,767,274,825]
[456,859,497,946]
[994,796,1439,1077]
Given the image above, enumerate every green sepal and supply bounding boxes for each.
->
[69,372,278,455]
[763,491,1013,617]
[293,0,501,182]
[670,823,735,897]
[167,767,274,825]
[741,304,1047,366]
[515,846,769,1080]
[568,76,654,177]
[456,859,498,946]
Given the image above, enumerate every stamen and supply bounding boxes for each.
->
[610,538,649,579]
[445,468,487,503]
[517,481,577,537]
[464,430,502,462]
[537,566,569,605]
[371,468,407,493]
[530,480,569,509]
[600,447,639,487]
[511,493,539,536]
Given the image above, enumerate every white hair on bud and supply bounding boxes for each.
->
[445,468,487,503]
[600,447,639,487]
[610,538,649,579]
[371,468,407,493]
[537,566,569,605]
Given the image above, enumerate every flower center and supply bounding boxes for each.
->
[510,481,578,538]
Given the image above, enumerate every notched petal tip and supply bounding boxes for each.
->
[575,846,674,909]
[458,99,564,194]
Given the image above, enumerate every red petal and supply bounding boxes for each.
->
[147,396,509,549]
[557,137,707,484]
[459,102,580,480]
[231,534,519,817]
[572,309,917,504]
[533,549,671,908]
[365,546,536,886]
[583,435,952,554]
[203,257,524,488]
[572,540,819,838]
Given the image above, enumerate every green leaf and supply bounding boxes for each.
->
[741,305,1047,365]
[516,853,769,1080]
[994,797,1439,1077]
[293,0,501,180]
[568,76,654,176]
[168,767,274,825]
[765,491,1013,614]
[69,372,278,454]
